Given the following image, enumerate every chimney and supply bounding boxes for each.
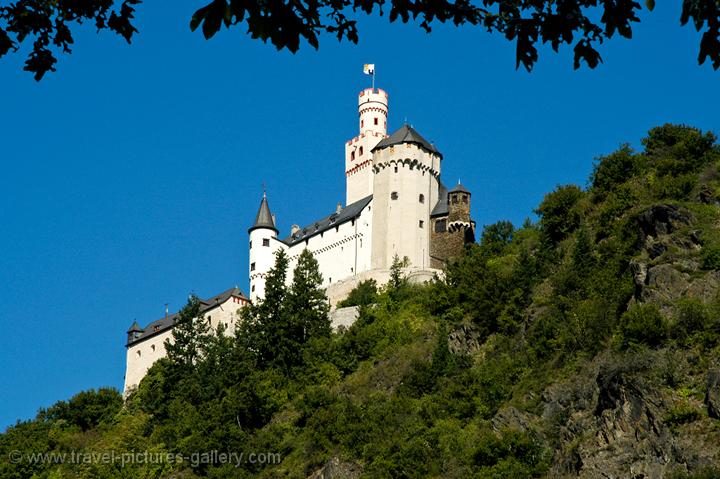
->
[291,224,300,235]
[336,202,342,214]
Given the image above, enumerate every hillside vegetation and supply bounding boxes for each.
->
[3,124,720,478]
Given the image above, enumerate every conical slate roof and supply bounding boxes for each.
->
[127,320,143,334]
[372,124,442,157]
[248,192,278,234]
[450,181,470,194]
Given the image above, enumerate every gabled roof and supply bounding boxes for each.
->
[248,193,278,234]
[126,287,247,346]
[127,321,143,334]
[282,195,373,245]
[372,124,442,157]
[431,182,449,217]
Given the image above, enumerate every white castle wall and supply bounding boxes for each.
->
[371,143,442,270]
[123,296,246,396]
[286,201,373,288]
[249,230,285,302]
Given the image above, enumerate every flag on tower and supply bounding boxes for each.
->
[363,64,375,75]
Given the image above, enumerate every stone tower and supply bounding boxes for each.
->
[345,88,388,205]
[429,182,475,268]
[248,192,278,302]
[370,125,442,270]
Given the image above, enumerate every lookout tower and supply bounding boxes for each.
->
[345,88,389,205]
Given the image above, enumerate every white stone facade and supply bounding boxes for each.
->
[249,86,446,305]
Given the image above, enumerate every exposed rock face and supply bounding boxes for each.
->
[706,369,720,420]
[636,204,692,240]
[307,457,362,479]
[448,324,482,355]
[641,264,691,304]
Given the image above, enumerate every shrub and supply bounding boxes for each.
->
[535,185,585,243]
[337,279,378,308]
[42,388,122,431]
[672,299,709,341]
[701,243,720,270]
[618,304,667,347]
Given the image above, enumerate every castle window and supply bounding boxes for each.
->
[361,120,364,128]
[391,191,398,200]
[351,151,355,161]
[419,220,424,228]
[262,238,270,247]
[435,219,447,233]
[462,194,468,203]
[351,219,355,226]
[136,350,141,358]
[249,240,252,249]
[250,262,256,271]
[151,344,156,353]
[374,117,378,125]
[359,146,364,156]
[251,285,255,292]
[394,166,398,173]
[419,194,425,204]
[451,195,458,204]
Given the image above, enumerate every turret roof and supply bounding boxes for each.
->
[449,181,470,194]
[127,321,143,333]
[249,193,278,234]
[372,124,442,157]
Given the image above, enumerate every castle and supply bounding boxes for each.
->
[123,84,475,395]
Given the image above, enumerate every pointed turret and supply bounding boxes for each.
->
[248,192,278,234]
[126,320,143,344]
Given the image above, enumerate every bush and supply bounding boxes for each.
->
[535,185,585,243]
[337,279,378,308]
[672,299,710,341]
[42,388,122,431]
[619,304,667,347]
[701,243,720,270]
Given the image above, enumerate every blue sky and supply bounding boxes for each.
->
[0,2,717,430]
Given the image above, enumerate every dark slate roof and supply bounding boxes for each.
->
[126,287,247,346]
[431,182,449,217]
[127,321,143,333]
[281,195,373,245]
[372,124,442,157]
[450,182,471,194]
[248,193,278,233]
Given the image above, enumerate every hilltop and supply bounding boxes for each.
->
[2,124,720,478]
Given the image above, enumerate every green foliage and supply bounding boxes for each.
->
[41,388,122,431]
[591,144,642,197]
[337,279,378,308]
[535,184,585,243]
[618,304,667,348]
[165,293,211,370]
[701,243,720,270]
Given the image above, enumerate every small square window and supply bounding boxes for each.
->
[262,238,270,247]
[435,219,447,232]
[419,220,424,228]
[250,262,256,271]
[391,191,398,200]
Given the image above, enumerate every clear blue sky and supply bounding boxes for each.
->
[0,2,717,430]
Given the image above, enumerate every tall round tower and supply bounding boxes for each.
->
[370,124,442,270]
[345,88,389,206]
[248,192,279,302]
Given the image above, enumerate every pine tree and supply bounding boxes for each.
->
[240,249,291,370]
[164,294,211,370]
[288,249,330,342]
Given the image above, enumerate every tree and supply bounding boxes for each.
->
[164,294,212,370]
[287,249,331,342]
[2,1,719,81]
[239,248,293,370]
[535,184,585,243]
